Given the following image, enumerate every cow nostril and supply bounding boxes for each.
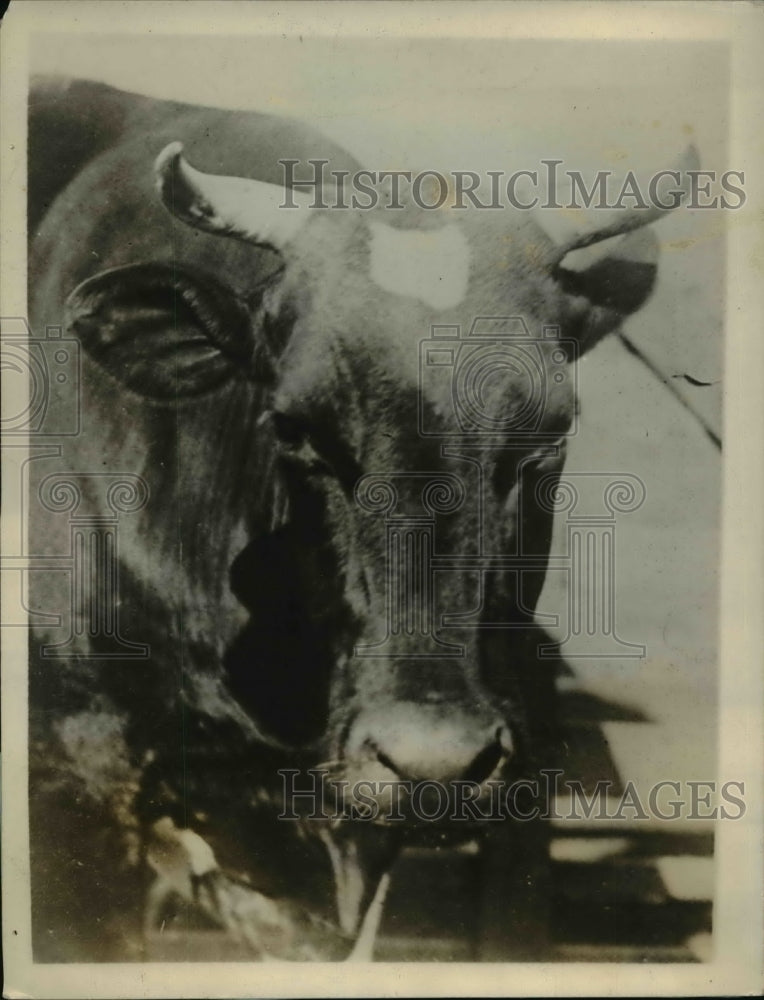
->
[461,740,504,785]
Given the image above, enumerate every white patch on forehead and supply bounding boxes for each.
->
[368,220,470,310]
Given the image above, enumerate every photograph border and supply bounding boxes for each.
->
[2,2,762,996]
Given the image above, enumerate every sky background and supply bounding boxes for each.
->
[31,34,728,175]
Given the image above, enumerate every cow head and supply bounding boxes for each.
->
[66,141,696,827]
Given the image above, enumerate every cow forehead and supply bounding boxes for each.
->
[367,219,471,310]
[277,210,568,428]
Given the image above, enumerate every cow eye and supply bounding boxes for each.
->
[272,411,307,448]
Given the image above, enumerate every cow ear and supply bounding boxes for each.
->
[65,263,258,400]
[556,227,659,355]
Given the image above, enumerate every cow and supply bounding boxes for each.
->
[26,76,695,962]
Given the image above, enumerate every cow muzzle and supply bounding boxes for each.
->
[335,701,516,825]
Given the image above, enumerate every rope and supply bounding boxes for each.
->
[616,331,722,452]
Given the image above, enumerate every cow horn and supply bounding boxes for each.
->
[542,144,700,268]
[154,142,312,251]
